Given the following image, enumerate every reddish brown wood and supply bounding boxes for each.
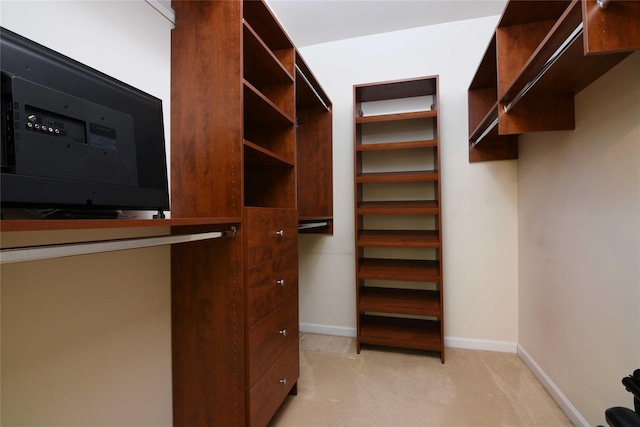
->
[171,1,303,425]
[295,52,333,231]
[358,258,440,282]
[354,77,444,362]
[248,298,298,386]
[356,110,436,124]
[246,253,298,326]
[359,288,441,316]
[356,139,437,151]
[357,200,439,215]
[248,341,299,427]
[359,315,442,352]
[171,0,243,218]
[468,0,638,161]
[583,0,640,54]
[356,170,438,183]
[171,232,244,426]
[357,230,440,248]
[245,207,297,265]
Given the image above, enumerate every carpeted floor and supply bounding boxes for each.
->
[269,333,572,426]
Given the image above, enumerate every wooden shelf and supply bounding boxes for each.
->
[360,288,441,316]
[358,258,440,282]
[354,76,443,362]
[357,200,439,215]
[357,77,437,101]
[356,110,436,124]
[359,315,442,352]
[244,139,295,168]
[244,80,295,127]
[356,139,437,151]
[356,170,438,184]
[295,51,333,233]
[243,21,294,89]
[468,0,640,161]
[357,230,440,248]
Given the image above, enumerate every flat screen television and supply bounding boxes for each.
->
[1,27,170,218]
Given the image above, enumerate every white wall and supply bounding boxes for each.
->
[0,2,174,426]
[297,16,520,350]
[518,52,640,427]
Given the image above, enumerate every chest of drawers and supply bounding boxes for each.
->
[245,207,299,426]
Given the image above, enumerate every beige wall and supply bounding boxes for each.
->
[1,1,174,425]
[298,16,520,351]
[518,52,640,426]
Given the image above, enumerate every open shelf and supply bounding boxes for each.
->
[359,315,442,352]
[468,0,639,161]
[356,110,436,124]
[358,258,440,282]
[243,22,293,89]
[356,139,437,152]
[354,76,443,362]
[357,200,439,216]
[356,170,438,184]
[357,230,440,248]
[360,288,441,316]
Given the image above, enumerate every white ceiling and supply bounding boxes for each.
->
[265,0,507,47]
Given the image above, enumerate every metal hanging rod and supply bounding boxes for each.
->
[0,227,236,264]
[295,64,330,112]
[471,117,499,148]
[503,22,584,114]
[298,221,330,230]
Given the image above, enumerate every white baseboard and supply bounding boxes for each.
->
[299,323,356,337]
[518,344,589,427]
[445,336,518,353]
[299,323,517,353]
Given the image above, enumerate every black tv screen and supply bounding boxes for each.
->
[1,27,170,217]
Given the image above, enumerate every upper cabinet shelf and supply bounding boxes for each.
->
[468,0,640,162]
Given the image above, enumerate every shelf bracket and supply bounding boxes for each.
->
[0,227,237,264]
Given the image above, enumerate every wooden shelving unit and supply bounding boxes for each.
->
[295,51,333,234]
[353,76,444,363]
[170,1,332,425]
[469,0,640,162]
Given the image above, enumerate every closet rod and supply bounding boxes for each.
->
[503,22,584,114]
[298,221,329,230]
[471,117,499,148]
[0,227,236,264]
[295,64,330,112]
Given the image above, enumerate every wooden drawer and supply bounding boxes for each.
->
[247,253,298,327]
[249,340,299,427]
[248,298,298,386]
[245,207,298,266]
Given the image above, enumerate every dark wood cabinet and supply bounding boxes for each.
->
[170,0,331,425]
[353,76,444,363]
[469,0,640,162]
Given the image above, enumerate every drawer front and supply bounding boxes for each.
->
[248,298,298,386]
[247,253,298,327]
[245,207,298,266]
[249,340,299,427]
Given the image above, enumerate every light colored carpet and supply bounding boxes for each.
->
[269,333,572,427]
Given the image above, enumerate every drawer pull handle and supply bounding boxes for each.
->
[280,378,288,386]
[279,329,287,337]
[277,279,285,286]
[276,229,285,237]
